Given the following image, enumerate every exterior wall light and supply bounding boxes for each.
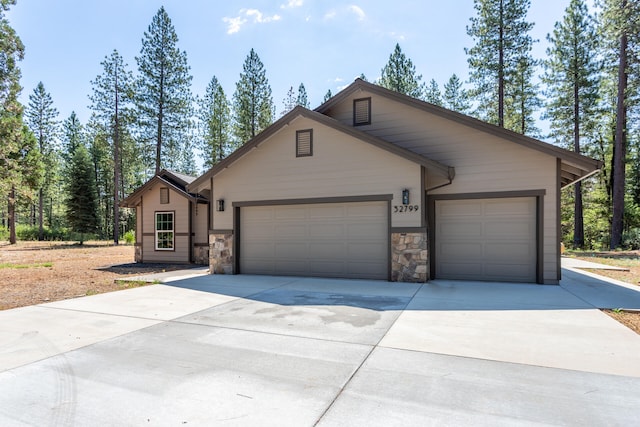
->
[402,189,410,205]
[217,199,225,212]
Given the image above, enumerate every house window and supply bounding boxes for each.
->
[155,211,174,250]
[353,97,371,126]
[296,129,313,157]
[160,188,169,204]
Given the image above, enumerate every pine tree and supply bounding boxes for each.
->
[542,0,601,248]
[281,86,297,116]
[232,49,274,144]
[136,6,193,174]
[25,82,58,240]
[297,83,309,108]
[89,49,134,245]
[378,43,425,99]
[0,0,44,244]
[443,74,471,113]
[599,0,640,248]
[466,0,536,128]
[61,111,84,164]
[323,89,332,103]
[424,79,442,106]
[506,55,541,136]
[66,145,98,244]
[197,75,231,168]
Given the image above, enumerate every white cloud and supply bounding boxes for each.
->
[348,5,366,21]
[223,16,247,34]
[281,0,303,9]
[324,9,337,20]
[245,9,281,24]
[223,9,281,34]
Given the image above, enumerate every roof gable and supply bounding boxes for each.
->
[121,174,206,208]
[188,106,454,192]
[317,79,601,188]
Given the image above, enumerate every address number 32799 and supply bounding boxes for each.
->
[393,205,419,213]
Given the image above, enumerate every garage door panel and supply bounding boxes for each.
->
[275,206,307,220]
[241,202,388,280]
[309,223,344,239]
[440,202,483,217]
[310,205,345,219]
[485,221,532,238]
[440,242,483,258]
[347,242,387,258]
[436,197,536,283]
[440,221,482,238]
[309,242,346,258]
[485,242,533,259]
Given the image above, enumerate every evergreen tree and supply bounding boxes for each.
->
[424,79,442,106]
[232,48,274,144]
[466,0,536,128]
[378,43,425,99]
[323,89,333,103]
[66,145,98,244]
[443,73,471,113]
[542,0,601,248]
[0,0,44,244]
[297,83,309,108]
[136,6,193,174]
[197,75,231,168]
[599,0,640,248]
[61,111,84,164]
[89,49,134,245]
[25,81,58,240]
[506,55,541,136]
[281,86,297,116]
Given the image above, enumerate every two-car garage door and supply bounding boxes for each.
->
[435,197,537,282]
[239,201,388,280]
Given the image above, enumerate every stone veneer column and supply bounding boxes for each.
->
[391,232,428,282]
[193,244,209,265]
[209,232,234,274]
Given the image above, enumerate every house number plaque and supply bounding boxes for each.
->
[393,205,419,213]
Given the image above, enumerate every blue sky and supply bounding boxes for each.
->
[7,0,577,128]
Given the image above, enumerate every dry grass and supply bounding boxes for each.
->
[0,241,195,310]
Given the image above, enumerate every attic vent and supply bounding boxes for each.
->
[353,97,371,126]
[296,129,313,157]
[160,187,169,204]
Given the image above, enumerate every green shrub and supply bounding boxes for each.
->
[123,230,136,245]
[622,228,640,250]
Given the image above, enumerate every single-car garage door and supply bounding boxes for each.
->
[435,197,536,282]
[240,201,388,280]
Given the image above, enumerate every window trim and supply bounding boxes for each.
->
[155,211,175,251]
[296,129,313,157]
[353,97,371,126]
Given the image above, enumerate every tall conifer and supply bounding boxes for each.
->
[542,0,601,248]
[232,49,274,144]
[136,6,193,174]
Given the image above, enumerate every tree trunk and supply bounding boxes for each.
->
[611,31,627,249]
[573,70,584,248]
[113,72,120,246]
[38,188,44,240]
[498,0,505,128]
[8,187,16,244]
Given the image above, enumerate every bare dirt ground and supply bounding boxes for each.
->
[0,241,197,310]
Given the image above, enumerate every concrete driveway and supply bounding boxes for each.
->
[1,267,640,426]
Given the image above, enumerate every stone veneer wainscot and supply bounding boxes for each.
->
[391,232,428,282]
